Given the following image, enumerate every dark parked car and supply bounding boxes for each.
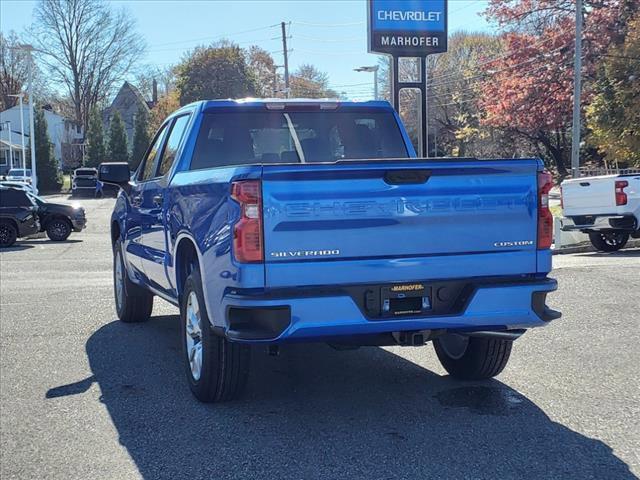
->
[1,185,85,242]
[28,191,86,241]
[0,186,40,247]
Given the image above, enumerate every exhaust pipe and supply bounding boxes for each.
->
[466,329,526,341]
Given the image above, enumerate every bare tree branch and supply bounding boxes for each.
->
[30,0,145,131]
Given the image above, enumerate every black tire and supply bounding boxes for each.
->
[434,334,512,380]
[588,231,629,252]
[0,220,18,248]
[113,238,153,323]
[46,217,72,241]
[181,266,250,402]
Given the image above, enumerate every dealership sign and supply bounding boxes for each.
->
[368,0,448,56]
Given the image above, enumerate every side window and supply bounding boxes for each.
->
[0,189,30,207]
[139,124,169,182]
[158,115,190,177]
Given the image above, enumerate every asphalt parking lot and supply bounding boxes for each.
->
[1,196,638,480]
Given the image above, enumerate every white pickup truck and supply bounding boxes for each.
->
[561,174,640,251]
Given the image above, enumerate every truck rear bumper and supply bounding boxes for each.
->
[563,214,637,232]
[219,277,559,343]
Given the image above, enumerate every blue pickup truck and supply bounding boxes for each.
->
[99,99,560,402]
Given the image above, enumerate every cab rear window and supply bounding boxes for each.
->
[190,110,408,170]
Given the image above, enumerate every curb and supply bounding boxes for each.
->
[552,238,640,255]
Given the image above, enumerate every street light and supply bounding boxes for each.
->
[354,65,379,100]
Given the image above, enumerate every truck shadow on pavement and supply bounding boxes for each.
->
[48,314,635,480]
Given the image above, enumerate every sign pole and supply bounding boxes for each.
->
[570,0,583,178]
[368,0,447,158]
[421,56,428,157]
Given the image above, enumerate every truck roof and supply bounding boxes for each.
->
[182,98,394,113]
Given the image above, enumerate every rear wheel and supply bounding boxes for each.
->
[181,266,250,402]
[113,238,153,323]
[0,221,18,248]
[589,231,629,252]
[434,334,512,380]
[46,217,72,241]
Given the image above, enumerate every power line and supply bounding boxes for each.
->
[148,37,278,53]
[427,39,576,89]
[146,24,279,49]
[448,0,484,14]
[292,20,365,27]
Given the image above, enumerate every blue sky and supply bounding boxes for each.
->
[1,0,490,99]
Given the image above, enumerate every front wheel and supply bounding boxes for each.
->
[589,231,629,252]
[46,218,72,241]
[0,220,18,248]
[181,266,250,402]
[433,334,512,380]
[113,238,153,323]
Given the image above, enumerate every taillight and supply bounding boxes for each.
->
[537,170,554,250]
[615,180,628,206]
[231,180,263,263]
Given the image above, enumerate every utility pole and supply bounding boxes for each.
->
[27,46,37,193]
[281,22,290,98]
[570,0,583,178]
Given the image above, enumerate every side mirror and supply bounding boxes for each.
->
[98,162,130,188]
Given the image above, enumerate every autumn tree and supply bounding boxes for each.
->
[247,46,278,97]
[480,0,632,177]
[149,90,180,133]
[31,0,145,132]
[290,64,338,98]
[85,107,106,168]
[586,12,640,167]
[108,111,129,164]
[175,41,258,105]
[428,31,527,158]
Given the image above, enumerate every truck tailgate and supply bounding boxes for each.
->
[562,175,617,215]
[261,159,541,288]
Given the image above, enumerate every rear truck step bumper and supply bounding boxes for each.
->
[562,214,637,232]
[217,277,560,343]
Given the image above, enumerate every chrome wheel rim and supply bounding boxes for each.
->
[115,250,124,312]
[439,334,470,360]
[185,291,203,381]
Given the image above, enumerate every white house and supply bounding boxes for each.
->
[0,103,84,174]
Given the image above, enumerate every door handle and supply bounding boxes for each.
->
[384,169,431,185]
[153,194,163,206]
[132,195,142,207]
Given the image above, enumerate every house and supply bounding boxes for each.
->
[102,81,157,149]
[0,103,84,175]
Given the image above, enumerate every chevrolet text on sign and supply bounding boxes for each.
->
[368,0,448,56]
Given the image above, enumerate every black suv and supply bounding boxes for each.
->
[1,186,86,243]
[0,186,40,247]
